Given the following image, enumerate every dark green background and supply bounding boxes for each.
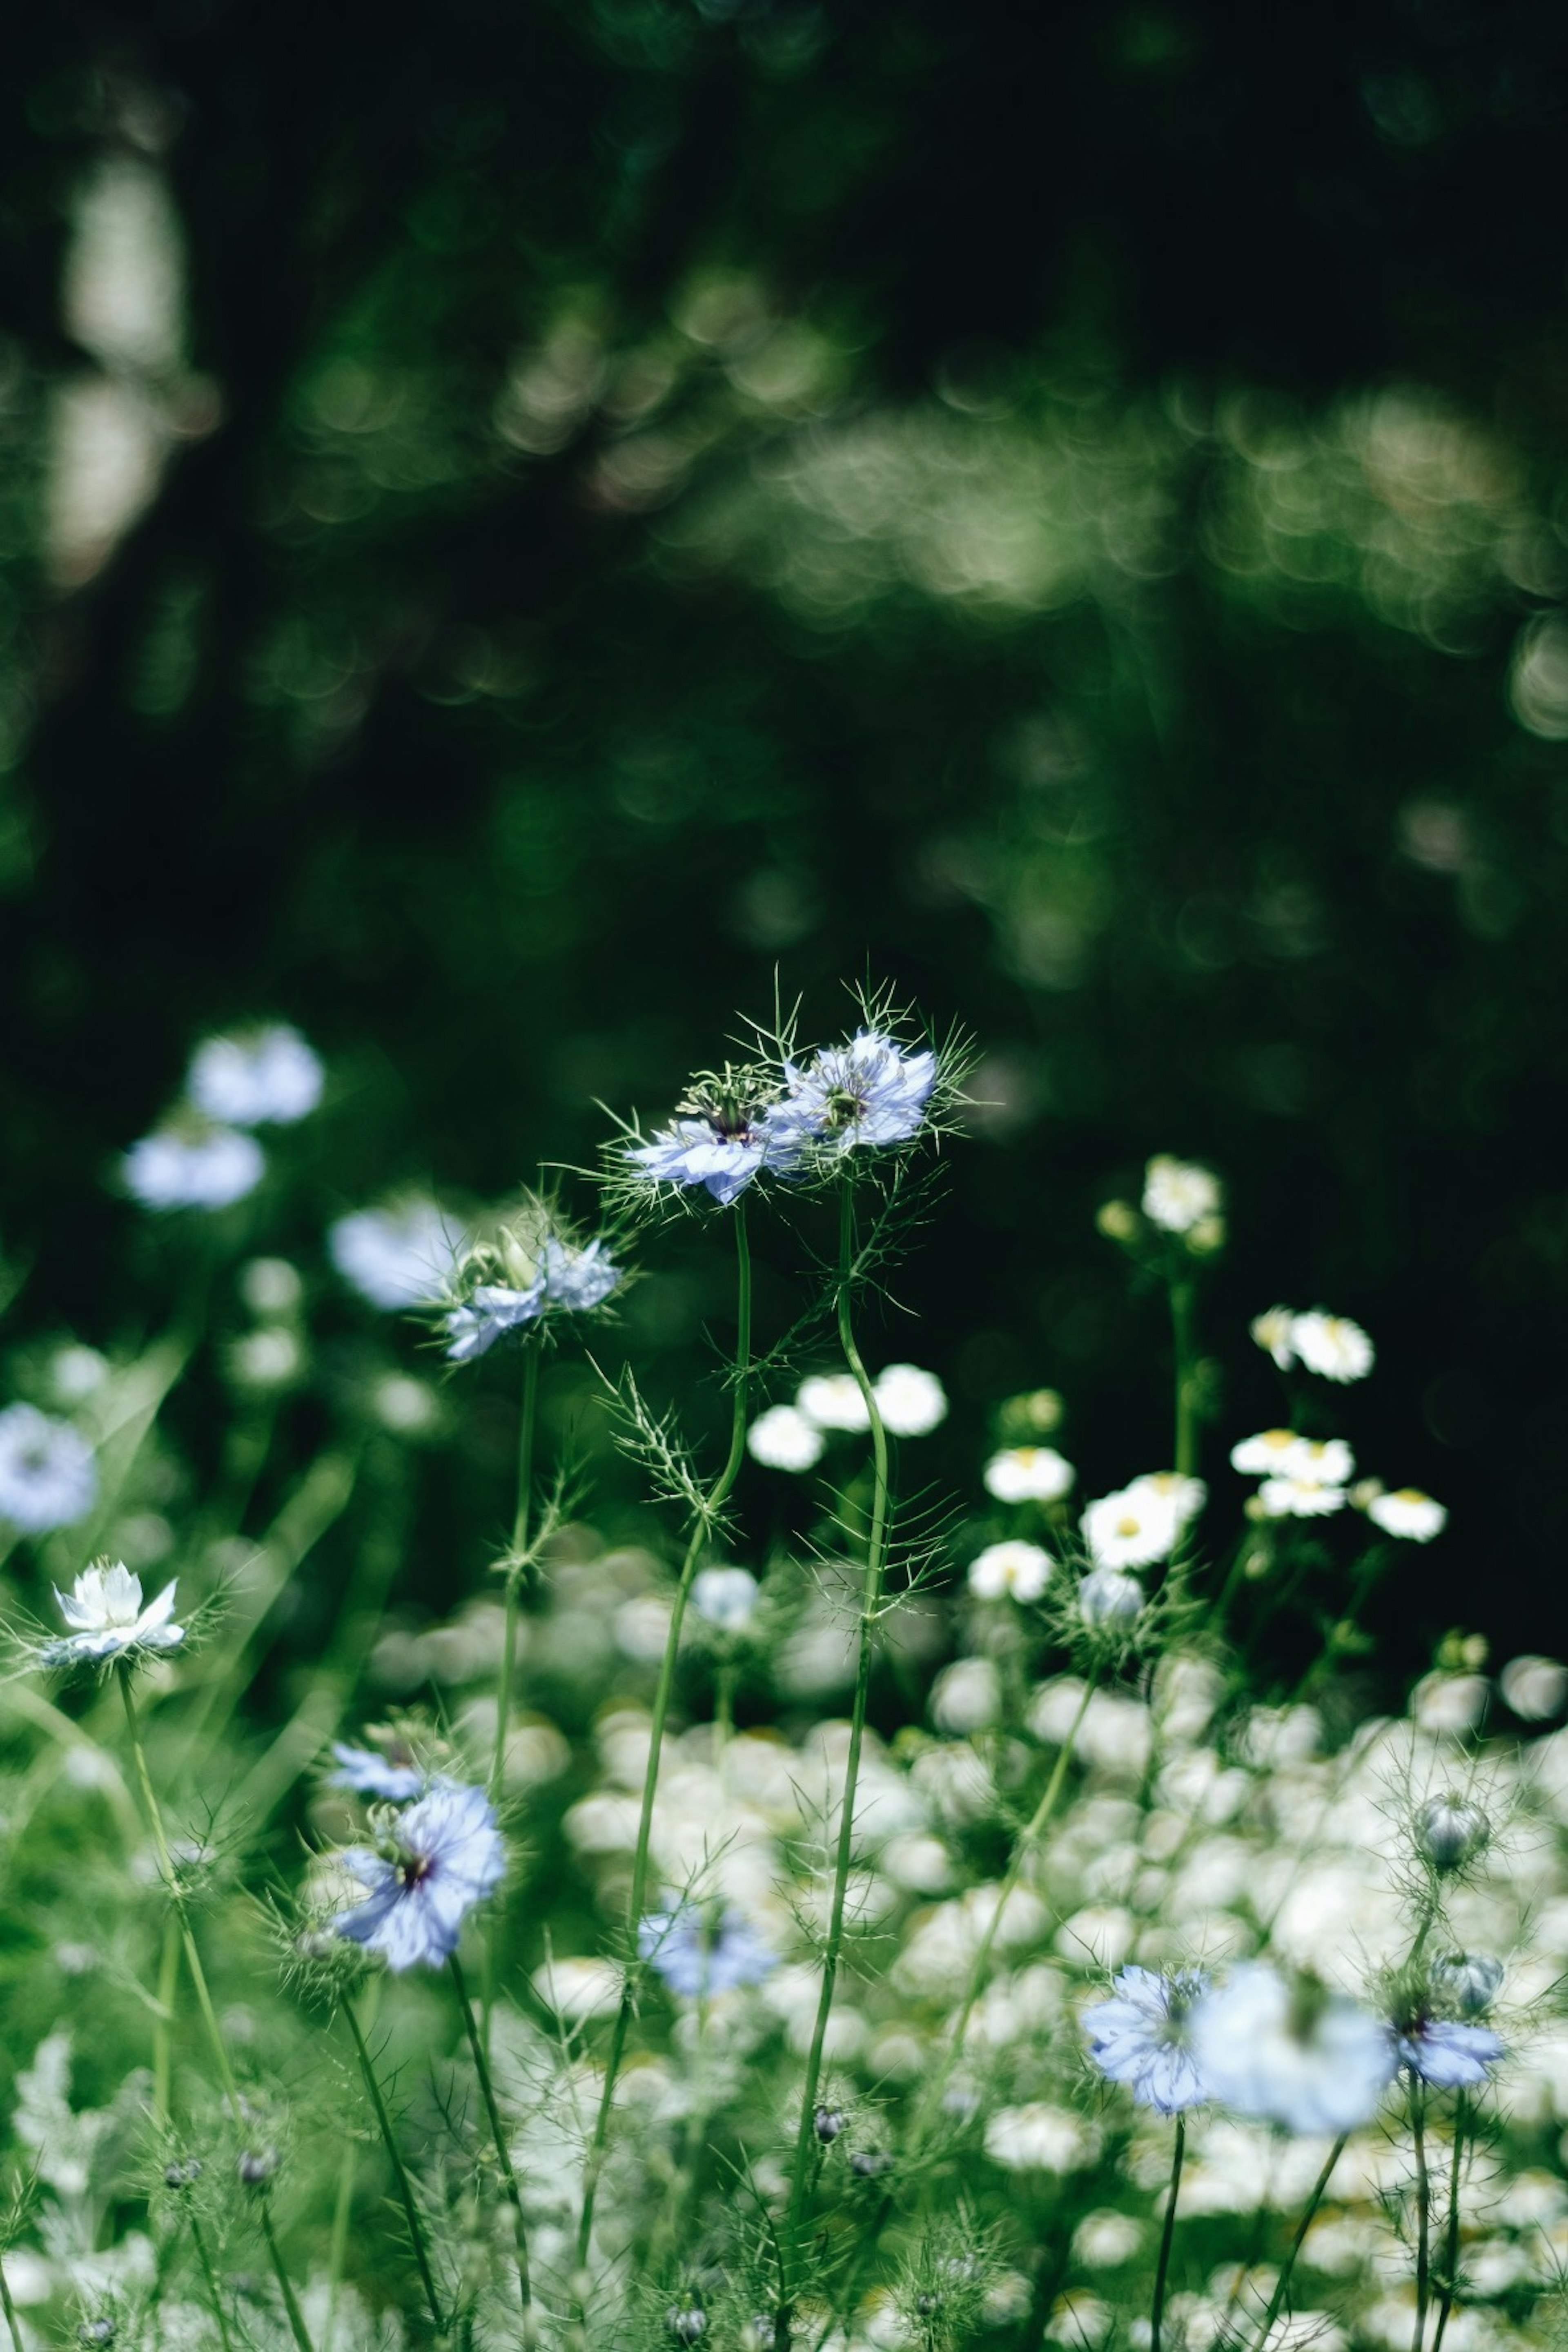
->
[4,0,1568,1671]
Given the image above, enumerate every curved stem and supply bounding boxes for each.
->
[451,1953,535,2343]
[1151,2116,1185,2352]
[343,1993,445,2332]
[1249,2134,1346,2352]
[783,1180,890,2283]
[574,1202,753,2273]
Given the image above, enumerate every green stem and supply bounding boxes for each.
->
[573,1200,753,2273]
[189,2215,238,2352]
[1412,2082,1431,2352]
[0,2243,25,2352]
[783,1180,890,2282]
[1432,2095,1465,2352]
[260,2195,317,2352]
[153,1911,180,2124]
[492,1341,540,1802]
[1171,1277,1197,1481]
[451,1954,535,2344]
[343,1994,445,2332]
[1151,2115,1185,2352]
[325,2128,356,2352]
[1249,2134,1346,2352]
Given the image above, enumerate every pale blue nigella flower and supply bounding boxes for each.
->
[639,1904,778,1998]
[41,1563,185,1667]
[541,1235,619,1310]
[330,1202,467,1310]
[334,1781,504,1970]
[626,1087,809,1206]
[123,1126,265,1211]
[328,1744,427,1802]
[0,1404,99,1534]
[188,1025,323,1126]
[1398,2017,1504,2088]
[1082,1965,1209,2112]
[445,1282,546,1362]
[775,1028,937,1154]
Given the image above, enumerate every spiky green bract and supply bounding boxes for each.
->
[893,2211,999,2352]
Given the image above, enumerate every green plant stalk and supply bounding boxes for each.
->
[573,1200,752,2272]
[783,1180,890,2281]
[1432,2094,1466,2352]
[0,2244,25,2352]
[1412,2082,1431,2352]
[189,2214,238,2352]
[153,1911,180,2123]
[1151,2115,1185,2352]
[451,1953,535,2344]
[343,1992,445,2332]
[492,1339,540,1802]
[1171,1274,1198,1481]
[116,1666,315,2352]
[1248,2133,1347,2352]
[325,2129,356,2352]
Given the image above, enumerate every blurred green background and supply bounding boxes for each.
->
[4,0,1568,1669]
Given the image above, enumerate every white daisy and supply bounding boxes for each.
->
[1142,1156,1223,1236]
[1255,1476,1346,1520]
[1081,1474,1200,1569]
[968,1539,1054,1603]
[1290,1311,1374,1383]
[1366,1488,1447,1542]
[873,1363,947,1437]
[746,1404,824,1472]
[984,1446,1075,1504]
[1230,1428,1307,1477]
[795,1372,871,1432]
[1250,1306,1297,1369]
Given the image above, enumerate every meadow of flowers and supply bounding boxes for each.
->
[2,996,1564,2352]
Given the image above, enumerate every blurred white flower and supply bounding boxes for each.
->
[372,1374,442,1437]
[1072,2212,1144,2270]
[1499,1654,1568,1721]
[1142,1156,1222,1235]
[1366,1488,1447,1542]
[985,1446,1075,1503]
[124,1124,264,1211]
[330,1201,466,1311]
[49,1345,109,1405]
[746,1404,824,1472]
[984,2102,1101,2173]
[532,1956,622,2017]
[188,1024,323,1126]
[1250,1306,1297,1368]
[1411,1672,1488,1736]
[969,1539,1054,1602]
[1256,1476,1346,1520]
[1191,1964,1395,2134]
[795,1371,871,1431]
[1231,1428,1303,1476]
[240,1257,303,1317]
[227,1327,303,1392]
[1290,1311,1374,1383]
[1082,1474,1201,1568]
[0,1405,98,1534]
[931,1657,1002,1735]
[1293,1438,1355,1487]
[691,1566,760,1632]
[873,1362,947,1436]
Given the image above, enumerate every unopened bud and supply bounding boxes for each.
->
[1185,1214,1225,1256]
[915,2294,942,2318]
[1418,1795,1489,1873]
[813,2106,846,2142]
[79,2323,116,2347]
[1431,1950,1504,2019]
[237,2146,279,2189]
[666,2311,706,2345]
[163,2156,203,2190]
[1079,1566,1143,1630]
[1096,1200,1139,1245]
[850,2149,893,2179]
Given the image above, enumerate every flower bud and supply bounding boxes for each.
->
[813,2106,847,2142]
[1431,1950,1505,2018]
[1079,1566,1144,1630]
[1185,1214,1225,1256]
[163,2156,203,2190]
[850,2148,893,2179]
[666,2310,706,2344]
[79,2321,116,2346]
[1096,1201,1140,1244]
[1417,1795,1490,1873]
[237,2146,280,2189]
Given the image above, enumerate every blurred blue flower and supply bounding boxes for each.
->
[775,1029,936,1154]
[330,1202,467,1311]
[541,1235,619,1310]
[0,1404,99,1534]
[639,1904,778,1998]
[188,1025,323,1126]
[1399,2018,1503,2088]
[123,1125,265,1211]
[1082,1965,1209,2112]
[445,1282,546,1362]
[334,1782,503,1970]
[328,1744,427,1802]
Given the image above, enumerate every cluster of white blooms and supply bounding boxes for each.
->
[747,1362,949,1470]
[122,1022,323,1212]
[1251,1305,1375,1382]
[1141,1155,1224,1245]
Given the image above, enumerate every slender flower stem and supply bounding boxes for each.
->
[325,2129,356,2352]
[1151,2116,1185,2352]
[117,1666,315,2352]
[343,1993,445,2332]
[153,1911,180,2124]
[574,1201,753,2273]
[1249,2133,1347,2352]
[1432,2094,1466,2352]
[189,2215,238,2352]
[451,1953,535,2344]
[1170,1276,1198,1482]
[492,1341,540,1803]
[783,1181,890,2280]
[0,2247,26,2352]
[1412,2082,1431,2352]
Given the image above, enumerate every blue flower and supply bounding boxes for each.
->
[123,1125,265,1211]
[638,1904,778,1998]
[445,1281,546,1362]
[334,1782,504,1970]
[775,1029,937,1155]
[187,1025,323,1126]
[626,1108,805,1205]
[0,1404,98,1535]
[330,1202,467,1311]
[1082,1965,1209,2112]
[541,1235,619,1310]
[328,1743,428,1802]
[1398,2018,1504,2089]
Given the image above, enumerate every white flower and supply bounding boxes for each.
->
[1290,1311,1374,1384]
[0,1405,98,1534]
[969,1540,1054,1603]
[873,1363,947,1437]
[984,2103,1101,2173]
[691,1566,760,1631]
[1230,1429,1299,1477]
[123,1125,265,1210]
[746,1405,824,1472]
[1293,1437,1355,1487]
[1499,1654,1568,1721]
[1142,1156,1222,1235]
[41,1563,185,1668]
[330,1201,466,1312]
[1081,1473,1202,1568]
[1190,1964,1395,2135]
[49,1345,109,1405]
[1251,1306,1297,1368]
[795,1372,871,1431]
[931,1657,1002,1735]
[227,1328,303,1392]
[187,1024,323,1125]
[984,1446,1075,1504]
[1256,1477,1346,1520]
[1366,1488,1447,1542]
